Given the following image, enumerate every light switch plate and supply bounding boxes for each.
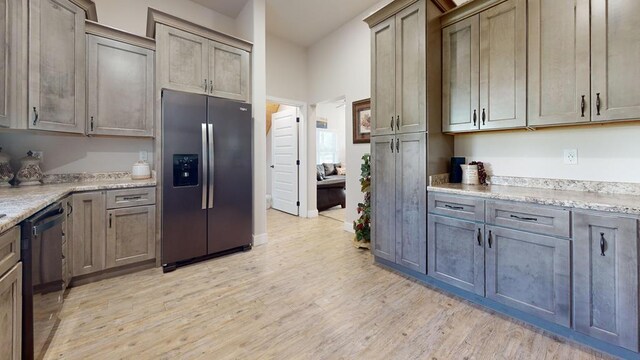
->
[139,151,148,161]
[564,149,578,165]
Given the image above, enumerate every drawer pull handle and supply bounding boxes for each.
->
[510,214,538,222]
[122,196,143,201]
[600,232,606,256]
[390,117,394,130]
[109,213,113,228]
[488,230,493,249]
[445,204,464,210]
[477,228,482,246]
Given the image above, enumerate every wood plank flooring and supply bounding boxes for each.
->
[45,210,611,359]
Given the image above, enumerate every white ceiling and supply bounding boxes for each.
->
[194,0,467,48]
[192,0,250,19]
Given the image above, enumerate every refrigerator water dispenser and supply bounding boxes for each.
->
[173,154,198,187]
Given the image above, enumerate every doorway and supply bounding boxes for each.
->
[266,98,307,217]
[315,98,347,224]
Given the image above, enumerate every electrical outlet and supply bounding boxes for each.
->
[564,149,578,165]
[32,151,43,162]
[139,151,148,161]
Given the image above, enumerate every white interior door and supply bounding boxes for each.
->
[271,108,299,215]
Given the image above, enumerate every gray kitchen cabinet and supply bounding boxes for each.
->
[485,226,571,327]
[591,0,640,122]
[0,227,19,281]
[28,0,86,134]
[157,24,209,95]
[371,135,396,262]
[478,0,526,130]
[208,40,250,102]
[87,34,154,137]
[395,133,426,273]
[370,16,396,137]
[0,0,27,129]
[442,16,479,133]
[62,196,71,287]
[428,215,485,295]
[106,205,156,268]
[71,191,106,277]
[370,0,430,136]
[573,212,639,351]
[527,0,590,126]
[0,263,21,360]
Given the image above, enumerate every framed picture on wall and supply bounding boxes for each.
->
[352,98,371,144]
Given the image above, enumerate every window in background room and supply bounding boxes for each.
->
[317,129,338,164]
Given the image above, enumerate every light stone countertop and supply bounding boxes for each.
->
[0,178,156,234]
[428,183,640,216]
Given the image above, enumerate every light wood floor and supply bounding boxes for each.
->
[319,206,346,222]
[45,210,612,359]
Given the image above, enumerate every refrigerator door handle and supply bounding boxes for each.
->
[201,123,208,210]
[208,123,215,209]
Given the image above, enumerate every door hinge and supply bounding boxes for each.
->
[296,117,300,123]
[296,160,300,166]
[296,201,300,207]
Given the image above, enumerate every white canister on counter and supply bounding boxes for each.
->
[460,164,479,185]
[0,147,13,187]
[132,161,151,180]
[16,151,43,186]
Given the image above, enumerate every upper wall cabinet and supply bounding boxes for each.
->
[148,10,252,103]
[29,0,86,134]
[86,23,155,137]
[442,0,526,133]
[528,0,590,126]
[369,0,429,136]
[591,0,640,122]
[0,0,27,129]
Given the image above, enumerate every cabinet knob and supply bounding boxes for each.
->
[33,107,39,126]
[477,228,482,246]
[204,79,208,93]
[488,230,493,248]
[396,115,400,130]
[390,117,394,131]
[473,109,477,126]
[600,232,606,256]
[596,93,601,116]
[390,138,394,153]
[581,95,586,117]
[482,108,486,126]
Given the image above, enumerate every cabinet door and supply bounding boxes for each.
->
[591,0,640,122]
[528,0,590,126]
[371,16,396,136]
[0,0,26,129]
[395,133,426,273]
[208,41,250,102]
[485,226,570,327]
[87,35,154,137]
[428,215,485,295]
[29,0,85,133]
[106,205,156,268]
[371,135,396,262]
[157,24,209,95]
[478,0,526,130]
[442,16,479,133]
[573,212,638,351]
[71,191,106,276]
[395,1,425,134]
[62,197,71,287]
[0,263,21,360]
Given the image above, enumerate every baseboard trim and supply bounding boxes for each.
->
[253,233,268,246]
[343,221,354,233]
[307,210,319,218]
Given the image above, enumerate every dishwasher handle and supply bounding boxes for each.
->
[32,209,65,237]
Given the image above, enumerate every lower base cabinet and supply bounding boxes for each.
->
[106,205,156,268]
[485,226,571,327]
[0,263,22,360]
[71,191,107,276]
[428,215,485,296]
[573,212,639,352]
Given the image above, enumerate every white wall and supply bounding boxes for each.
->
[92,0,239,37]
[306,1,392,230]
[266,35,308,103]
[455,122,640,183]
[316,100,346,167]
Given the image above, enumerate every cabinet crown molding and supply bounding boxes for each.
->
[146,8,253,53]
[69,0,98,21]
[364,0,456,28]
[85,21,156,51]
[440,0,508,27]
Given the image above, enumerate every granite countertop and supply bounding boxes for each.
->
[0,178,156,234]
[428,183,640,216]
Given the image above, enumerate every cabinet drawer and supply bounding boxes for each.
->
[0,227,20,278]
[428,193,484,222]
[106,187,156,209]
[486,201,570,238]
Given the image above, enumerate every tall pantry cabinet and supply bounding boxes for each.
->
[365,0,454,274]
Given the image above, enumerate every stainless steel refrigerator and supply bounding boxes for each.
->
[162,90,253,272]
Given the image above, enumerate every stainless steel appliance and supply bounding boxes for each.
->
[21,201,65,360]
[162,90,253,272]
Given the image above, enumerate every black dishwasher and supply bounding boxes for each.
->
[21,201,65,360]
